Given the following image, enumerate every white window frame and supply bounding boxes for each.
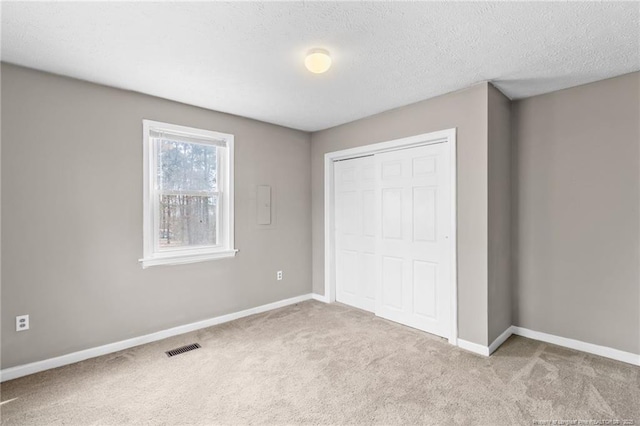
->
[140,119,237,268]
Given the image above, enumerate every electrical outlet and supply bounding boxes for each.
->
[277,270,283,281]
[16,315,29,331]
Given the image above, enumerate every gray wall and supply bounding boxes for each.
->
[1,64,312,368]
[487,84,513,343]
[513,72,640,354]
[311,84,491,346]
[4,62,636,368]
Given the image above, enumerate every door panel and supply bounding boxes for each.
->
[361,253,377,302]
[334,143,451,338]
[362,190,375,236]
[382,188,403,239]
[413,187,436,242]
[382,256,404,310]
[413,156,436,176]
[375,143,451,338]
[334,156,376,312]
[413,260,437,319]
[338,249,358,294]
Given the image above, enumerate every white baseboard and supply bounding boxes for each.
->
[311,293,330,303]
[5,301,637,383]
[489,326,514,355]
[457,326,513,356]
[457,338,490,356]
[0,293,314,382]
[511,326,640,366]
[457,324,640,366]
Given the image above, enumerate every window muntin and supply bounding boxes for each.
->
[141,120,235,267]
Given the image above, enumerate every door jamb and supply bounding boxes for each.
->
[323,128,458,345]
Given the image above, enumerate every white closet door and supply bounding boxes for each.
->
[375,143,451,338]
[334,156,376,312]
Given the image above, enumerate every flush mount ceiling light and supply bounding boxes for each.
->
[305,48,332,74]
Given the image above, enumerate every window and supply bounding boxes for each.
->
[140,120,236,268]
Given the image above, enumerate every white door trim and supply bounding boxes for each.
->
[324,128,458,345]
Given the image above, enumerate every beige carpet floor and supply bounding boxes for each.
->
[1,300,639,425]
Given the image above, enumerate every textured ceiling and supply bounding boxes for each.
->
[2,2,639,132]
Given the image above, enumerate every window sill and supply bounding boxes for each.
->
[139,249,238,269]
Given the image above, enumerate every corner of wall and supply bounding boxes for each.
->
[487,84,514,344]
[509,100,521,328]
